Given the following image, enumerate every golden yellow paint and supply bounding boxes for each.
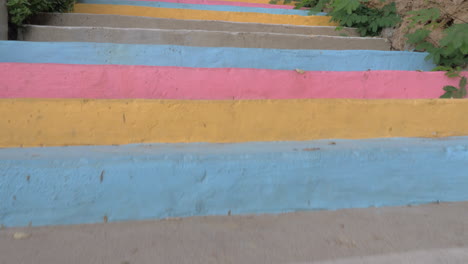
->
[73,4,335,26]
[1,99,468,147]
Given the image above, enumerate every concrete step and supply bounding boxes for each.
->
[3,63,463,100]
[1,202,467,263]
[2,137,468,226]
[103,0,298,10]
[76,0,315,16]
[0,41,434,71]
[72,3,334,26]
[19,25,390,50]
[31,13,359,37]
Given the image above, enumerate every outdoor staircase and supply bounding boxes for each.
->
[0,0,468,228]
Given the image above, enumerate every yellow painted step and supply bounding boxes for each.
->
[1,99,467,147]
[73,4,335,26]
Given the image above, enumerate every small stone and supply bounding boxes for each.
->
[295,69,305,74]
[13,232,31,240]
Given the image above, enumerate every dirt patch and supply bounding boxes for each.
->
[373,0,468,51]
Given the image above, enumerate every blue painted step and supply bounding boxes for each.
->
[2,137,468,227]
[0,41,435,71]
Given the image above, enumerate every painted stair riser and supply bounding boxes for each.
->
[31,13,359,36]
[19,26,389,50]
[73,4,334,26]
[124,0,298,9]
[2,63,465,99]
[0,42,434,71]
[1,99,468,147]
[76,0,314,16]
[214,0,292,4]
[2,137,468,227]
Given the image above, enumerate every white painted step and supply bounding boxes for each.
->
[19,25,390,50]
[32,12,360,37]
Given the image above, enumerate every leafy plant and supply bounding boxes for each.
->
[405,8,467,98]
[440,77,467,99]
[280,0,401,37]
[405,8,468,70]
[7,0,75,26]
[296,0,330,13]
[328,0,400,37]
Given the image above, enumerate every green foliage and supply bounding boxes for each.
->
[304,0,330,13]
[329,1,400,36]
[293,0,327,12]
[405,9,467,69]
[433,66,464,78]
[405,8,467,98]
[406,8,441,29]
[283,0,401,37]
[7,0,75,26]
[440,77,467,99]
[437,24,468,67]
[268,0,466,98]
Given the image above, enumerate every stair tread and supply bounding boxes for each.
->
[33,13,359,36]
[20,24,389,50]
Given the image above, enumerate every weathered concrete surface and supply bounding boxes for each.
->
[2,99,468,147]
[77,0,314,16]
[0,0,7,40]
[19,25,390,50]
[0,202,467,263]
[111,0,298,9]
[31,13,359,36]
[3,63,465,99]
[0,41,434,71]
[73,3,335,26]
[2,137,468,227]
[312,249,468,264]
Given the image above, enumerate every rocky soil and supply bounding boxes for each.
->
[375,0,468,51]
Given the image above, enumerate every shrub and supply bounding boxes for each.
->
[7,0,75,26]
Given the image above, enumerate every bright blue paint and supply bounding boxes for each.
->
[78,0,318,16]
[0,41,435,71]
[1,137,468,227]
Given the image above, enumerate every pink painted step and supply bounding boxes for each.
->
[127,0,299,9]
[2,63,465,99]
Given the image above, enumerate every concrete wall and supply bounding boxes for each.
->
[0,0,7,40]
[2,137,468,227]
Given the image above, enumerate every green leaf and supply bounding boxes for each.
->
[443,86,458,92]
[446,71,461,78]
[406,29,431,45]
[407,8,441,28]
[440,92,453,98]
[460,77,467,89]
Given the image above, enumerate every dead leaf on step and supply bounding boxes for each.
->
[295,69,305,74]
[13,232,31,240]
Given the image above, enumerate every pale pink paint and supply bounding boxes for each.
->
[1,63,466,99]
[127,0,297,9]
